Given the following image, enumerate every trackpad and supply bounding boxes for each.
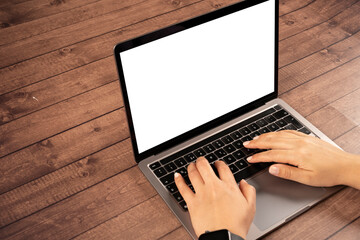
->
[247,171,326,231]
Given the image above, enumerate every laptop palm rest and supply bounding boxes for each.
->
[248,171,326,231]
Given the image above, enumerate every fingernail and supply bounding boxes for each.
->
[243,141,250,146]
[247,156,252,161]
[253,136,259,140]
[174,172,180,178]
[242,179,247,184]
[269,166,279,176]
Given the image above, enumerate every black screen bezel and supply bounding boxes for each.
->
[114,0,279,163]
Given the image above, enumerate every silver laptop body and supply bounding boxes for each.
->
[114,0,342,239]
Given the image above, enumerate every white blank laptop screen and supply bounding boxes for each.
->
[120,0,275,153]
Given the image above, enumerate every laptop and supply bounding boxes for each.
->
[113,0,342,239]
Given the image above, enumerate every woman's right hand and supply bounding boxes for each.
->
[243,130,360,189]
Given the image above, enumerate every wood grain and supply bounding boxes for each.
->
[0,81,122,158]
[329,217,360,240]
[0,0,142,46]
[0,167,157,240]
[0,109,128,194]
[0,0,359,239]
[0,0,100,29]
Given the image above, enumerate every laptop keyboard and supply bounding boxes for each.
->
[148,105,311,211]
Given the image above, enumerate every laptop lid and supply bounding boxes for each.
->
[114,0,278,162]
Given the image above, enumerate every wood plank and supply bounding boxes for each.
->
[0,0,143,46]
[279,1,360,67]
[0,0,203,68]
[72,196,181,240]
[0,81,122,158]
[0,137,134,227]
[279,0,357,40]
[306,88,360,140]
[0,167,157,240]
[158,227,192,240]
[0,109,128,194]
[335,126,360,155]
[329,217,360,240]
[264,187,360,239]
[278,0,314,17]
[0,57,116,125]
[0,0,33,8]
[0,0,100,29]
[279,31,360,95]
[280,55,360,116]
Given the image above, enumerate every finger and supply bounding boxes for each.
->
[243,134,298,150]
[187,162,205,191]
[247,149,299,166]
[174,172,194,202]
[239,179,256,206]
[269,164,312,185]
[195,157,217,183]
[214,160,236,184]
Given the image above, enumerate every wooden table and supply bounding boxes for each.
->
[0,0,359,239]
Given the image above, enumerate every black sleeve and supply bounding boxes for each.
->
[199,229,245,240]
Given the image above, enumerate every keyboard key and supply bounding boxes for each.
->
[265,115,276,123]
[249,131,260,139]
[235,160,248,170]
[299,127,311,135]
[160,173,174,185]
[233,140,243,149]
[194,148,206,157]
[273,109,289,119]
[274,105,282,110]
[259,127,270,134]
[233,150,245,159]
[184,175,191,185]
[164,162,177,172]
[213,140,225,148]
[160,157,174,165]
[223,155,236,164]
[284,115,303,129]
[234,165,260,182]
[276,119,287,127]
[173,192,184,202]
[178,167,188,175]
[205,153,218,163]
[221,135,234,144]
[239,127,251,135]
[149,162,161,170]
[248,123,260,131]
[256,119,268,127]
[166,183,178,193]
[188,184,195,193]
[223,144,236,153]
[241,136,252,142]
[210,164,220,178]
[229,164,238,173]
[285,124,297,130]
[242,147,256,156]
[230,131,242,140]
[153,167,167,177]
[174,157,187,167]
[179,201,188,211]
[268,123,279,131]
[184,153,197,162]
[203,144,215,153]
[214,149,227,158]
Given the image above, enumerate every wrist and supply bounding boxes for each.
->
[341,153,360,189]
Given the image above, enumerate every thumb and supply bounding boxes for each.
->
[239,179,256,206]
[269,164,311,185]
